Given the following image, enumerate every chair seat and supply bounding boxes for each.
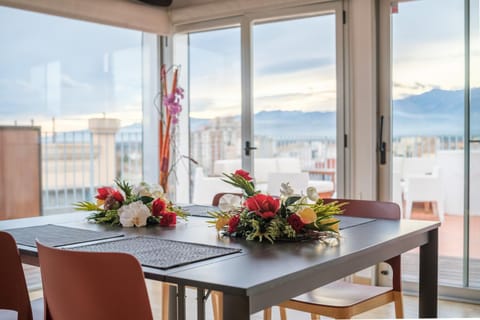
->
[291,280,392,307]
[31,298,44,320]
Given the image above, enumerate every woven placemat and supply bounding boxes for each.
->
[5,224,124,247]
[181,205,219,217]
[337,216,375,230]
[72,236,241,270]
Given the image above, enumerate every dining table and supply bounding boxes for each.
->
[0,207,440,320]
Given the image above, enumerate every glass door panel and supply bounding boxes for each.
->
[390,0,465,286]
[469,0,480,288]
[252,14,338,197]
[188,28,242,204]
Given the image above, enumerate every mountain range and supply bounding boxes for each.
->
[191,88,480,138]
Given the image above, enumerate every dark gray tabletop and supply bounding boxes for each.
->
[0,211,440,319]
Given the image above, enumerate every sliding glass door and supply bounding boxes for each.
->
[252,11,342,197]
[187,27,242,204]
[174,2,345,205]
[379,0,480,293]
[469,0,480,288]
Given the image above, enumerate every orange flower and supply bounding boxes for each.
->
[296,207,316,224]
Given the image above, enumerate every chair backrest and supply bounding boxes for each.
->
[0,231,34,320]
[36,242,153,320]
[212,192,242,206]
[322,198,402,291]
[323,198,400,220]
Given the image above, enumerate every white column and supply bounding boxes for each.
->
[88,118,120,186]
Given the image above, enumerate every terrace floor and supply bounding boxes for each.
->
[402,203,480,288]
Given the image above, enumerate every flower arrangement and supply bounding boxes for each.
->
[208,170,344,243]
[157,64,184,193]
[74,180,187,227]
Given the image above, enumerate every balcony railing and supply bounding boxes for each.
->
[41,130,142,214]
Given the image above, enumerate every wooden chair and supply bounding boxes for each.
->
[0,231,43,320]
[273,198,404,320]
[36,241,154,320]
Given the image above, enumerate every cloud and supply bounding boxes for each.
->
[61,74,92,90]
[257,57,334,76]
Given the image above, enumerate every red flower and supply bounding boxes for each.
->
[160,211,177,227]
[287,214,305,233]
[95,187,124,202]
[244,194,279,219]
[152,198,167,217]
[234,169,253,181]
[228,215,240,233]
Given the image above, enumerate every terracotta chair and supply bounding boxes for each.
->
[273,198,404,320]
[36,241,153,320]
[0,231,43,320]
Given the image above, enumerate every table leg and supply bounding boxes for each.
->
[178,285,186,320]
[168,285,177,320]
[419,228,438,318]
[197,288,206,320]
[223,293,249,320]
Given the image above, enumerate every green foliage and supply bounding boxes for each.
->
[73,180,188,226]
[87,210,120,226]
[221,173,257,197]
[115,179,133,199]
[211,171,345,243]
[73,201,101,211]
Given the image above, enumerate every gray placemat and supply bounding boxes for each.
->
[337,216,375,230]
[71,236,241,270]
[5,224,124,248]
[181,205,219,217]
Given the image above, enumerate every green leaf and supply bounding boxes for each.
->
[73,201,101,211]
[140,196,154,204]
[285,196,301,207]
[114,179,133,198]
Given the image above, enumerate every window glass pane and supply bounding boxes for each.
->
[188,28,241,204]
[470,0,480,288]
[0,6,144,216]
[391,0,465,286]
[253,15,337,197]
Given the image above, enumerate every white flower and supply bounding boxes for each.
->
[133,182,152,197]
[279,182,295,198]
[149,184,164,198]
[218,194,242,212]
[306,187,319,202]
[118,201,151,227]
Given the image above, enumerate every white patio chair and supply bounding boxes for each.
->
[404,166,445,222]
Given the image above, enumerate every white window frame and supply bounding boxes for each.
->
[172,1,348,201]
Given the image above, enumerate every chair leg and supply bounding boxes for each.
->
[264,307,272,320]
[310,313,320,320]
[162,283,170,320]
[393,291,404,318]
[436,200,445,222]
[405,200,412,219]
[279,306,287,320]
[211,291,223,320]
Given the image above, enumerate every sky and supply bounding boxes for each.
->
[0,7,143,132]
[1,0,479,131]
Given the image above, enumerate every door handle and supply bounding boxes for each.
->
[379,115,386,165]
[244,141,257,156]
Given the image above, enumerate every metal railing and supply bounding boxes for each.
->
[41,130,142,214]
